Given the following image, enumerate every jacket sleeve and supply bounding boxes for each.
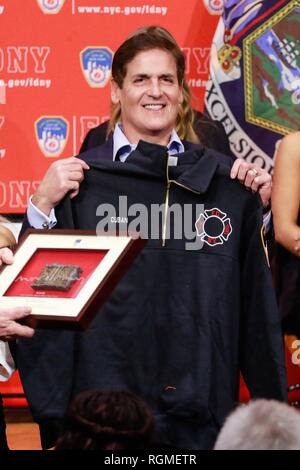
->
[193,111,233,157]
[54,195,76,229]
[79,121,109,153]
[19,214,31,239]
[0,341,15,381]
[19,194,74,240]
[239,200,287,402]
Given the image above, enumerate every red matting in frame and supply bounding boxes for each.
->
[4,248,107,299]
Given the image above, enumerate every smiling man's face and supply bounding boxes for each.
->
[111,48,183,146]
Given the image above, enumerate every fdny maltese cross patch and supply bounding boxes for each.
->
[195,208,232,246]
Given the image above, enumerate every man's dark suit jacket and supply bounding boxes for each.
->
[80,111,232,156]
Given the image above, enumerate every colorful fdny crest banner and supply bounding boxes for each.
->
[205,0,300,172]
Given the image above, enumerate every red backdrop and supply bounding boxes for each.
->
[0,0,221,214]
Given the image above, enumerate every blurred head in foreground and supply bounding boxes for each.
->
[55,389,155,450]
[214,399,300,450]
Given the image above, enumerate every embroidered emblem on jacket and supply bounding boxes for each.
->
[195,207,232,246]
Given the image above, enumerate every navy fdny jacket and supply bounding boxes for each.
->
[17,140,287,449]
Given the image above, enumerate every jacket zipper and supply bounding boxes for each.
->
[162,179,171,247]
[162,162,202,247]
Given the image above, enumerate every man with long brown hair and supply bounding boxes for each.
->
[19,26,285,450]
[26,27,271,222]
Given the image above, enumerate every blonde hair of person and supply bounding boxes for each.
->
[107,25,199,144]
[0,216,16,248]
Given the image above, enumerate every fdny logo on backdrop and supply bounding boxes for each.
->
[202,0,225,15]
[36,0,65,14]
[80,47,113,88]
[35,116,69,157]
[195,208,232,246]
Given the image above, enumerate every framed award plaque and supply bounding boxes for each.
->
[0,229,146,329]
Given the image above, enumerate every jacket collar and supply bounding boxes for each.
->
[81,137,114,162]
[176,147,220,194]
[128,140,220,194]
[80,137,220,195]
